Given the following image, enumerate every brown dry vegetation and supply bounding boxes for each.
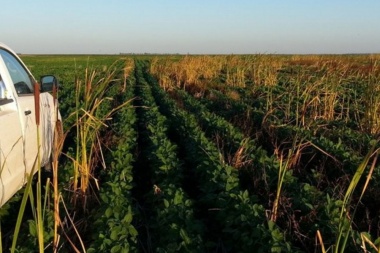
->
[150,54,380,135]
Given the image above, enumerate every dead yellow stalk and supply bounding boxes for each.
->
[316,230,327,253]
[360,232,380,253]
[123,59,134,92]
[271,139,307,223]
[52,121,64,253]
[270,150,291,222]
[51,81,64,252]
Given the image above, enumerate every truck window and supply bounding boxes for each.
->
[0,75,11,105]
[0,49,34,95]
[0,75,5,99]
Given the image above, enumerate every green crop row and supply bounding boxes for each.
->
[133,61,204,251]
[87,72,138,253]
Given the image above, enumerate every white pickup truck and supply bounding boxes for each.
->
[0,42,61,207]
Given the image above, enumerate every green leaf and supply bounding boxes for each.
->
[124,207,133,223]
[105,208,113,218]
[268,220,275,231]
[111,245,122,253]
[110,230,119,241]
[180,228,191,245]
[374,236,380,246]
[174,190,183,205]
[129,226,138,237]
[243,190,249,200]
[28,220,37,237]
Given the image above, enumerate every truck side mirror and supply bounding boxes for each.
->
[40,75,58,92]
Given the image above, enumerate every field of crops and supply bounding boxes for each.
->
[0,54,379,252]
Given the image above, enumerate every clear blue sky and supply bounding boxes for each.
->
[1,0,379,54]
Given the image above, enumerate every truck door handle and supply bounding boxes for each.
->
[25,110,32,115]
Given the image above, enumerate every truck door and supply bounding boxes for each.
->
[0,48,38,206]
[0,73,25,207]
